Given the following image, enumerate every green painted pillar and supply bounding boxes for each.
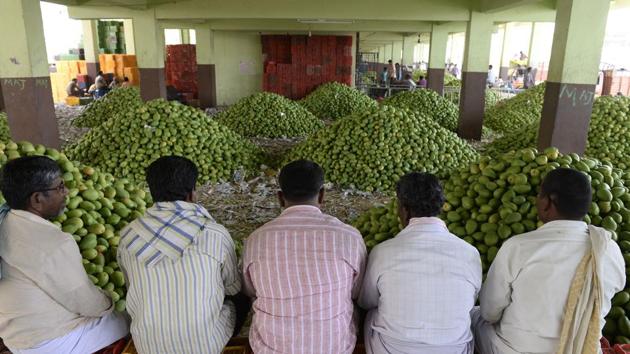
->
[428,24,449,94]
[123,19,135,55]
[0,0,59,148]
[384,44,393,62]
[379,46,386,63]
[195,25,216,108]
[499,24,510,80]
[457,11,493,140]
[132,10,166,101]
[181,29,190,45]
[402,36,415,66]
[392,41,403,65]
[82,20,100,84]
[538,0,610,154]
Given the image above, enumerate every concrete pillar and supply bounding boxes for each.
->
[378,46,385,63]
[384,44,393,62]
[132,10,166,101]
[181,29,190,44]
[82,20,100,84]
[526,22,536,65]
[392,41,403,64]
[499,24,510,80]
[0,0,59,148]
[537,0,610,154]
[457,12,493,140]
[123,19,135,55]
[402,36,415,66]
[195,25,216,108]
[428,24,449,94]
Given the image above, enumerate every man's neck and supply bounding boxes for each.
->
[24,207,47,220]
[284,201,319,209]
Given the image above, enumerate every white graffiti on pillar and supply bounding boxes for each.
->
[559,84,595,107]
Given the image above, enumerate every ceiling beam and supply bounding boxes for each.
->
[481,0,542,13]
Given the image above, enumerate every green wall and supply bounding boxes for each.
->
[214,31,263,106]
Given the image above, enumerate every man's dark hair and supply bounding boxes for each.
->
[279,160,324,203]
[97,71,103,75]
[540,168,591,220]
[489,65,493,69]
[0,156,61,210]
[419,75,425,80]
[72,78,77,82]
[124,77,129,81]
[146,156,198,202]
[388,60,392,63]
[396,172,445,217]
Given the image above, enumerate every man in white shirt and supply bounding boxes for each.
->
[0,156,128,354]
[487,65,496,87]
[359,172,482,354]
[474,168,626,354]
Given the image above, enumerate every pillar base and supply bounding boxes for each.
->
[0,77,59,148]
[197,64,217,108]
[427,68,445,95]
[86,62,100,86]
[537,81,595,154]
[139,68,167,101]
[457,71,487,140]
[499,66,509,81]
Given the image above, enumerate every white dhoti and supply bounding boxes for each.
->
[471,307,525,354]
[364,310,474,354]
[8,312,129,354]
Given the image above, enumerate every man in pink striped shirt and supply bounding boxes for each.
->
[243,160,367,354]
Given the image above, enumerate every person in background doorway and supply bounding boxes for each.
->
[519,51,528,61]
[94,71,106,90]
[359,172,481,354]
[417,75,427,88]
[403,73,416,90]
[65,78,81,97]
[117,156,246,354]
[395,63,402,80]
[524,67,535,89]
[121,77,131,88]
[473,168,625,354]
[450,64,461,79]
[381,67,389,85]
[108,77,120,89]
[94,71,108,99]
[387,60,396,81]
[616,92,624,97]
[0,156,129,354]
[487,65,496,88]
[243,160,367,354]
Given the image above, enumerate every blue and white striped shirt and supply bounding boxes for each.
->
[117,201,240,354]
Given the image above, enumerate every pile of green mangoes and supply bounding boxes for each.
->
[73,87,143,128]
[215,92,324,138]
[382,89,460,132]
[0,113,10,142]
[0,140,152,312]
[298,82,378,120]
[586,96,630,170]
[353,147,630,344]
[483,96,630,163]
[483,123,538,157]
[284,104,479,192]
[66,99,262,183]
[484,83,546,134]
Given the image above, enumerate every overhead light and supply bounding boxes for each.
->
[297,19,355,24]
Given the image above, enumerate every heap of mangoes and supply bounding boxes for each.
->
[215,92,324,138]
[66,99,262,183]
[73,87,143,128]
[284,104,478,191]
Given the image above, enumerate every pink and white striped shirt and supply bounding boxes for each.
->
[243,205,367,354]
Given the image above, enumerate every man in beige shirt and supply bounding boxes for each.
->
[0,156,128,354]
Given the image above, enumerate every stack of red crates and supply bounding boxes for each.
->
[165,44,198,98]
[262,35,353,100]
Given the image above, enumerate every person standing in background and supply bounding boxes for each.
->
[387,60,396,81]
[524,67,535,89]
[487,65,496,88]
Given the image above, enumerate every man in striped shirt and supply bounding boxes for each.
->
[117,156,241,354]
[243,160,367,354]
